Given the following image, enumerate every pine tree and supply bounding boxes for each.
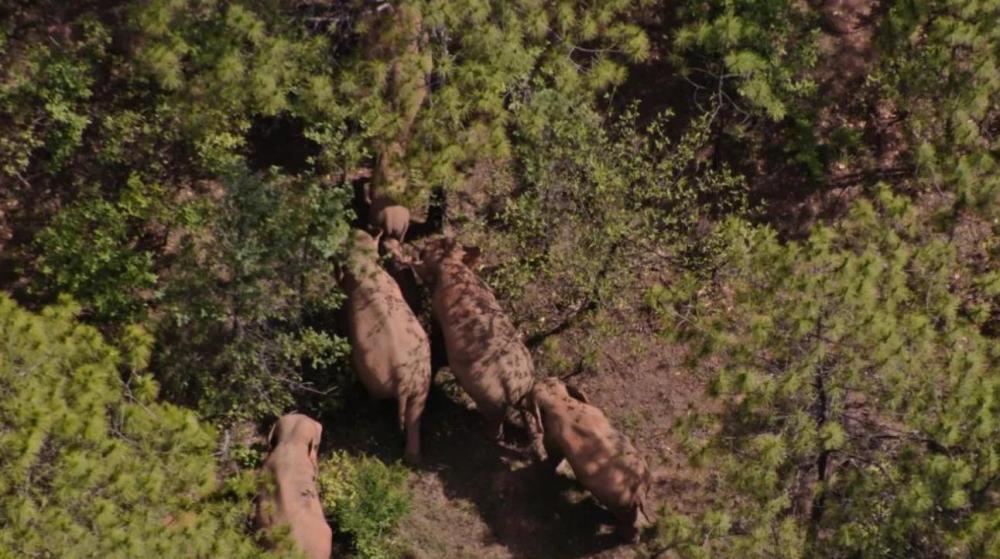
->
[0,295,282,558]
[650,187,1000,558]
[877,0,1000,212]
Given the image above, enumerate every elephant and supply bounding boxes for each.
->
[361,2,428,245]
[379,237,423,315]
[365,183,411,242]
[529,377,653,541]
[340,229,431,464]
[256,414,333,559]
[411,237,543,456]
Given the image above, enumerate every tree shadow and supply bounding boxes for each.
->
[319,374,622,558]
[426,394,623,558]
[318,379,412,465]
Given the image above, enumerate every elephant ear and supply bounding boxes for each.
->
[267,420,280,449]
[437,236,458,257]
[308,422,322,468]
[565,383,590,404]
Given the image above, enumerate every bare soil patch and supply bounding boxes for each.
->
[318,287,711,558]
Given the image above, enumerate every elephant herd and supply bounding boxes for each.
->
[254,201,653,558]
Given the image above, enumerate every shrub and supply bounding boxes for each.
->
[153,167,353,421]
[648,187,1000,558]
[0,294,277,558]
[317,451,411,559]
[465,102,745,338]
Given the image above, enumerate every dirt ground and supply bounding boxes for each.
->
[321,296,710,559]
[310,5,897,549]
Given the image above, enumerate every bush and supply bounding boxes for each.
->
[317,451,411,559]
[152,166,353,421]
[0,294,277,558]
[648,187,1000,558]
[463,101,745,339]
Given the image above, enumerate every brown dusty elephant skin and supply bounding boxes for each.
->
[529,378,653,541]
[412,237,542,455]
[341,229,431,464]
[380,238,423,315]
[364,183,411,242]
[256,414,332,559]
[370,195,410,242]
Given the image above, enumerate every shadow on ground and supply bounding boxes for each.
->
[320,375,626,559]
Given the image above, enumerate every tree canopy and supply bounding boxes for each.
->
[2,0,1000,557]
[0,294,275,558]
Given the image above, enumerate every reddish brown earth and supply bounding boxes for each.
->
[319,183,712,556]
[322,304,709,558]
[309,5,899,553]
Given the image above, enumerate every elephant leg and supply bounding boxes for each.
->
[402,390,426,466]
[615,509,641,543]
[399,220,409,244]
[520,407,546,461]
[485,413,505,443]
[542,446,565,473]
[429,322,448,374]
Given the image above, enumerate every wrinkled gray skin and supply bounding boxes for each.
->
[412,237,543,456]
[530,378,653,541]
[364,183,410,242]
[256,414,332,559]
[341,229,430,464]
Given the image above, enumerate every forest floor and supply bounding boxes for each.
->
[315,5,892,554]
[322,299,710,558]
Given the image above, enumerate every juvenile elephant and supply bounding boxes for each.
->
[256,414,332,559]
[341,229,431,464]
[412,237,542,455]
[364,182,410,242]
[529,378,653,541]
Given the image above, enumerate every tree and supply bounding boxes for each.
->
[877,0,1000,212]
[1,0,653,421]
[649,187,1000,558]
[0,294,280,558]
[461,103,745,344]
[330,0,651,206]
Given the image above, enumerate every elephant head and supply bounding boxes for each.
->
[411,236,480,286]
[267,413,323,468]
[338,228,383,291]
[257,413,331,559]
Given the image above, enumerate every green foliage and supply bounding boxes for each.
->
[0,15,103,178]
[130,0,338,171]
[31,175,163,324]
[468,101,745,335]
[340,0,651,201]
[0,294,277,558]
[671,0,819,121]
[876,0,1000,211]
[0,0,654,424]
[0,0,359,422]
[318,451,412,559]
[154,167,353,420]
[650,188,1000,557]
[8,2,1000,556]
